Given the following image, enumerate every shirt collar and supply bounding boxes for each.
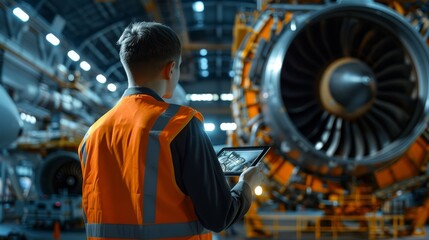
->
[122,87,165,102]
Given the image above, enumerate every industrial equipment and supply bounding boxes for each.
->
[231,0,429,238]
[0,85,22,149]
[0,0,104,227]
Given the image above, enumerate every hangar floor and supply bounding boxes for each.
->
[0,221,428,240]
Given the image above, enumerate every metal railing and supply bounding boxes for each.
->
[245,213,406,240]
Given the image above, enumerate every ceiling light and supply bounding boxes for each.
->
[192,1,204,12]
[187,93,218,101]
[68,74,75,81]
[199,49,207,56]
[200,57,208,65]
[57,64,67,73]
[67,50,80,62]
[220,93,234,101]
[79,61,91,71]
[220,122,237,131]
[229,70,235,77]
[254,186,263,196]
[200,62,208,70]
[46,33,60,46]
[204,123,215,132]
[96,74,107,84]
[107,83,117,92]
[12,7,29,22]
[201,70,209,77]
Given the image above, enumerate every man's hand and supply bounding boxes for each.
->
[238,166,263,191]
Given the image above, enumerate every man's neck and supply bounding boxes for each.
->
[129,79,166,98]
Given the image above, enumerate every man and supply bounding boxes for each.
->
[78,22,263,240]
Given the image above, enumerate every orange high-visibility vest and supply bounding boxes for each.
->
[78,93,212,240]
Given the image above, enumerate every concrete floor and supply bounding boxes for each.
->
[0,221,428,240]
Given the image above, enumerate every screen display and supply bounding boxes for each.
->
[217,146,270,175]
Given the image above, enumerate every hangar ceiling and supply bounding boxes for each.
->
[20,0,257,93]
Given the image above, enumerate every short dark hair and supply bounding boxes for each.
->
[117,22,181,71]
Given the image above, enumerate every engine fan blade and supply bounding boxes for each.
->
[351,122,365,160]
[340,18,366,56]
[294,108,324,129]
[357,29,379,57]
[377,91,414,109]
[339,121,352,159]
[375,64,411,80]
[314,115,335,150]
[305,25,329,63]
[374,100,410,124]
[363,113,391,148]
[372,48,404,71]
[288,100,318,114]
[285,54,318,77]
[365,37,396,64]
[283,87,313,98]
[358,118,379,156]
[307,111,330,141]
[320,20,334,59]
[292,37,321,68]
[368,107,401,138]
[378,79,415,95]
[326,118,342,157]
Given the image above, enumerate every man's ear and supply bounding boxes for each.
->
[162,60,176,80]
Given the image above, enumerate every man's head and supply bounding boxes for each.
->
[117,22,182,98]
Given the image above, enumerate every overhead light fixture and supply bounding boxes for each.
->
[46,33,60,46]
[68,74,75,81]
[79,61,91,71]
[204,123,215,132]
[254,186,263,196]
[220,122,237,131]
[67,50,80,62]
[199,48,207,56]
[229,70,235,78]
[220,93,234,101]
[96,74,107,84]
[186,93,218,102]
[200,57,208,65]
[201,70,209,77]
[12,7,29,22]
[192,1,204,12]
[107,83,117,92]
[57,64,67,73]
[200,62,208,70]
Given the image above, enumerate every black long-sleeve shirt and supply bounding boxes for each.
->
[125,87,252,232]
[171,117,252,232]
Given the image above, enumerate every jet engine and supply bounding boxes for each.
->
[231,0,429,236]
[35,151,82,196]
[0,85,23,149]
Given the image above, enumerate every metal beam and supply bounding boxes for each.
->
[88,42,110,65]
[99,35,117,58]
[182,42,231,51]
[78,20,127,50]
[140,0,163,22]
[172,0,190,45]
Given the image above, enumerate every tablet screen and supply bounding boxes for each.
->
[217,146,270,176]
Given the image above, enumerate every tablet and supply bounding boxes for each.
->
[217,146,270,176]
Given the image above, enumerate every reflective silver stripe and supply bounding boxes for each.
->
[82,209,87,223]
[81,142,88,166]
[143,104,181,223]
[86,221,209,239]
[80,132,90,166]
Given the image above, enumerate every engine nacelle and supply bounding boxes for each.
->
[232,1,429,179]
[35,151,82,196]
